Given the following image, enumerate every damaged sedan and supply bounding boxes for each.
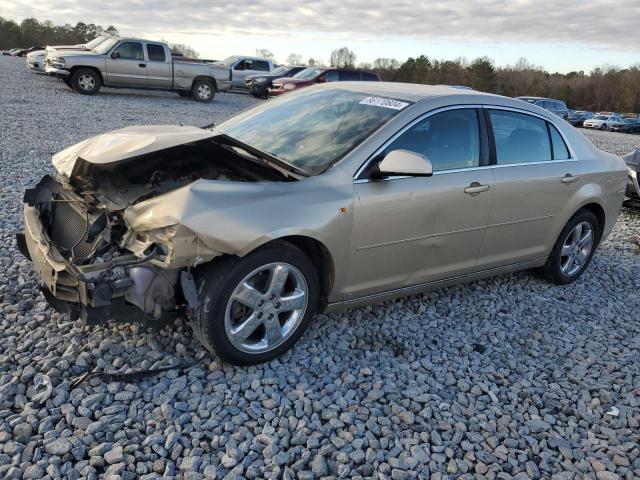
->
[19,84,628,364]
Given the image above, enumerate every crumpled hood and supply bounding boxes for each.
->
[52,125,216,178]
[624,148,640,167]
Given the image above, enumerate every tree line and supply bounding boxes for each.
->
[0,17,118,50]
[291,47,640,113]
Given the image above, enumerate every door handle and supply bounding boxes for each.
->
[139,63,146,68]
[464,182,491,195]
[561,174,579,184]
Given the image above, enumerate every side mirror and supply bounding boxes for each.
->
[376,149,433,178]
[316,76,325,83]
[110,51,119,59]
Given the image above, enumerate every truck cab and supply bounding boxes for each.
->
[216,56,274,87]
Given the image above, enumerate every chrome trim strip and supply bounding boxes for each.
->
[356,214,554,250]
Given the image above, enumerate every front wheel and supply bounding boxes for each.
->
[71,68,101,95]
[542,210,600,285]
[191,242,319,365]
[192,79,215,102]
[600,124,607,130]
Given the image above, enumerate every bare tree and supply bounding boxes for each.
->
[286,53,303,65]
[373,58,400,70]
[330,47,356,68]
[256,48,274,60]
[307,57,319,66]
[169,43,199,58]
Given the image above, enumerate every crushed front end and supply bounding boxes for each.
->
[18,175,182,324]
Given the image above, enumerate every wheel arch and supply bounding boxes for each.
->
[192,75,217,91]
[70,65,103,84]
[577,202,606,240]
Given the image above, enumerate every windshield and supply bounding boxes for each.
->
[270,66,288,76]
[294,68,324,80]
[219,55,240,66]
[85,35,108,49]
[216,89,409,175]
[93,38,118,54]
[593,115,608,120]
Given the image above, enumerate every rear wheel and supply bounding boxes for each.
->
[191,242,319,365]
[71,68,101,95]
[600,123,607,130]
[542,210,600,285]
[191,79,215,102]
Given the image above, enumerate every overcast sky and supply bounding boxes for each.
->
[2,1,639,72]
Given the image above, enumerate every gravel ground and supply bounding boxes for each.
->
[1,55,639,480]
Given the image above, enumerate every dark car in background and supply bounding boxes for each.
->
[611,117,640,134]
[244,65,306,98]
[517,96,569,120]
[568,110,594,127]
[269,67,381,96]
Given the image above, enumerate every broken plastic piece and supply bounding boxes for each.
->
[606,406,619,417]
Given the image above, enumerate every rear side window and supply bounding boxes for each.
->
[488,110,551,164]
[386,109,480,172]
[362,72,379,81]
[549,124,570,159]
[339,70,361,81]
[114,42,144,60]
[254,60,270,71]
[146,44,166,62]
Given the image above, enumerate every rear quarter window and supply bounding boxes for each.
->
[549,124,570,160]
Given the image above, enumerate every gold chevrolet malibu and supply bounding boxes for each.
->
[19,83,628,364]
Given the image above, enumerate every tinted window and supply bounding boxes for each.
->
[114,42,144,60]
[489,110,551,164]
[254,60,270,71]
[549,125,570,160]
[385,109,480,172]
[324,70,339,82]
[339,70,361,81]
[362,72,379,81]
[147,44,166,62]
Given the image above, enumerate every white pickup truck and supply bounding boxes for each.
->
[214,56,275,88]
[44,37,231,102]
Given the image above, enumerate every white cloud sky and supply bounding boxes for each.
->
[2,1,639,72]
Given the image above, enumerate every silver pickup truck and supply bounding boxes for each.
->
[45,37,231,102]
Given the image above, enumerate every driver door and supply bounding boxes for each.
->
[347,108,494,299]
[105,41,147,87]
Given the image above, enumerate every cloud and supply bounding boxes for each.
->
[3,0,639,48]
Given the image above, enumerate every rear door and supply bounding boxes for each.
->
[105,41,147,86]
[145,43,172,89]
[338,70,361,81]
[476,107,583,268]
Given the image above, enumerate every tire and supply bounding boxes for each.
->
[177,91,191,98]
[600,124,607,130]
[191,242,319,365]
[542,210,601,285]
[191,79,215,103]
[71,68,101,95]
[62,78,73,89]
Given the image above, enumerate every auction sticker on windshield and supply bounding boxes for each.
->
[359,97,410,110]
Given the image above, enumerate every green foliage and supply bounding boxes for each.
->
[390,54,640,112]
[0,16,119,50]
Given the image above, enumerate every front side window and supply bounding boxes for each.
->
[385,109,480,172]
[489,110,551,164]
[217,89,406,175]
[323,70,339,82]
[114,42,144,60]
[146,44,166,62]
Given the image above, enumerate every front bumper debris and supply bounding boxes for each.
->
[44,66,70,77]
[19,176,179,324]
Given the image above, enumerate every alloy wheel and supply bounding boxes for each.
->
[559,221,594,276]
[78,74,95,91]
[224,262,308,353]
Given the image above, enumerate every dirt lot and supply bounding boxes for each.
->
[1,55,639,480]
